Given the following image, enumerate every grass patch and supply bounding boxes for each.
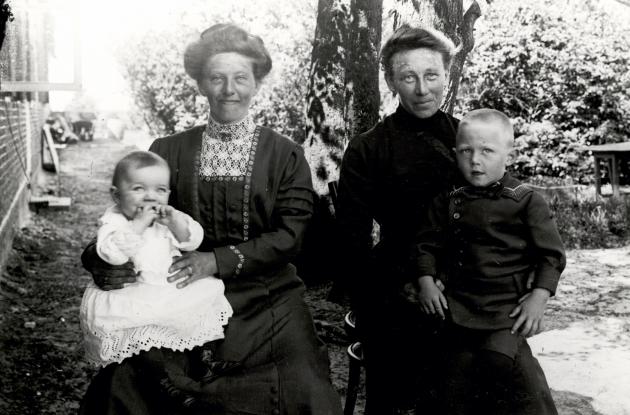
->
[531,181,630,249]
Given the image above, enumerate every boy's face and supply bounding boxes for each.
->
[111,165,170,219]
[455,121,512,187]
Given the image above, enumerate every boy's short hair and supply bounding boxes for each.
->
[112,151,169,187]
[458,108,514,146]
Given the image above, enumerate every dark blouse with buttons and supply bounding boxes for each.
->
[415,173,566,330]
[336,105,460,311]
[148,125,342,414]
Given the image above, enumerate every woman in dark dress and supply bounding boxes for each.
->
[80,23,342,415]
[336,25,556,414]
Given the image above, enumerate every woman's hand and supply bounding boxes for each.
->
[416,275,448,320]
[168,251,219,289]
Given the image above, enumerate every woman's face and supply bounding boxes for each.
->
[386,48,447,119]
[198,52,260,124]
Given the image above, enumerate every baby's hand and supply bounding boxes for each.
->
[154,205,191,242]
[154,205,175,223]
[509,288,550,337]
[416,276,448,320]
[154,205,184,227]
[130,205,158,233]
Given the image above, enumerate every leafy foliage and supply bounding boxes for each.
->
[546,190,630,249]
[457,0,630,184]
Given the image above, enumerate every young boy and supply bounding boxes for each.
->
[414,109,566,414]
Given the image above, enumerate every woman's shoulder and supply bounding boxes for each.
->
[150,125,205,150]
[345,118,388,154]
[257,126,304,155]
[439,110,460,131]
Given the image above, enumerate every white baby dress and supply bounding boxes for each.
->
[80,206,233,366]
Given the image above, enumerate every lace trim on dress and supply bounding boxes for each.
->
[199,114,256,179]
[81,303,232,367]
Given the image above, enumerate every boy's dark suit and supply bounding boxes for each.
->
[416,173,566,414]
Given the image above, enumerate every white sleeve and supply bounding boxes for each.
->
[170,213,204,252]
[96,211,143,265]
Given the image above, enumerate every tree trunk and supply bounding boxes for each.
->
[345,0,383,139]
[305,0,383,194]
[304,0,352,194]
[0,0,13,51]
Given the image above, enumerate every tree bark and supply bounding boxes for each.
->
[304,0,352,194]
[305,0,383,194]
[442,1,482,113]
[345,0,383,139]
[0,0,13,51]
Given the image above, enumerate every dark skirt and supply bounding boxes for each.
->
[80,268,342,415]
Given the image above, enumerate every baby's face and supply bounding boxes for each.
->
[455,121,512,187]
[112,165,170,219]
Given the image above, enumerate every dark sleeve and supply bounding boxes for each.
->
[148,137,163,157]
[525,192,566,295]
[336,137,376,282]
[414,192,450,279]
[80,238,98,272]
[213,146,315,279]
[148,138,178,206]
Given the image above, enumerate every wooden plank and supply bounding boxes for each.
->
[41,124,61,174]
[581,142,630,153]
[29,196,72,210]
[1,81,83,92]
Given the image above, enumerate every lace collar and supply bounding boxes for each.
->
[205,113,256,142]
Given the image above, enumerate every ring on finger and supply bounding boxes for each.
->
[187,265,193,277]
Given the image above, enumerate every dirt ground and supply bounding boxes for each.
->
[0,135,627,414]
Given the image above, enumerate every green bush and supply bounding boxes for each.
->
[459,0,630,184]
[545,192,629,249]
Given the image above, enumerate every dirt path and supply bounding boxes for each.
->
[531,248,630,415]
[1,135,628,414]
[0,137,133,414]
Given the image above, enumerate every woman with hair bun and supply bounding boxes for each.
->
[80,23,342,415]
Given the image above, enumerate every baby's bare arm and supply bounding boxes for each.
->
[155,205,190,242]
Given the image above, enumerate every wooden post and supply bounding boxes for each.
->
[593,154,602,197]
[611,154,620,197]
